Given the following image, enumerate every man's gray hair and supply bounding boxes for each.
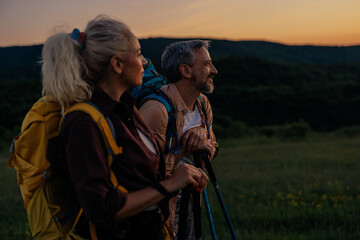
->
[161,40,210,83]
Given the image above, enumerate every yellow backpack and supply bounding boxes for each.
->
[8,97,125,240]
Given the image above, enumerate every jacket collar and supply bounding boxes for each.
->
[91,88,135,117]
[162,83,206,117]
[165,84,188,115]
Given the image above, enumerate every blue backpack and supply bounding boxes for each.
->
[130,58,179,154]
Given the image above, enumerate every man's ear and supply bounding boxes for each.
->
[110,56,123,74]
[179,64,192,79]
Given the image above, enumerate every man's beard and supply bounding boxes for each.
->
[193,72,214,93]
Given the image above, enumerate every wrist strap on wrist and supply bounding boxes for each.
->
[153,181,176,197]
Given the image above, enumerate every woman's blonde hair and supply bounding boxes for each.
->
[41,15,134,112]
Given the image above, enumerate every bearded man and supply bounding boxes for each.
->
[139,40,218,240]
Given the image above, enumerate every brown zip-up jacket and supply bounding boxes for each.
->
[139,84,218,176]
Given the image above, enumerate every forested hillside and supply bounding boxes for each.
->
[210,56,360,131]
[141,38,360,65]
[1,38,360,146]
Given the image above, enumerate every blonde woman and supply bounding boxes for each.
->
[42,15,208,239]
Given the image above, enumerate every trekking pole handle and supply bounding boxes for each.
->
[198,151,217,184]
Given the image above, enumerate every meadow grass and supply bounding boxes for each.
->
[0,152,31,240]
[201,134,360,239]
[1,134,359,239]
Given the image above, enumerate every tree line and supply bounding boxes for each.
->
[1,41,360,145]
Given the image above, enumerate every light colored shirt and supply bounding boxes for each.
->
[179,105,202,165]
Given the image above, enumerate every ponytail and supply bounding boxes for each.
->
[41,15,133,113]
[41,32,92,113]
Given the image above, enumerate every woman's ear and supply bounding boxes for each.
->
[179,64,192,79]
[110,56,123,74]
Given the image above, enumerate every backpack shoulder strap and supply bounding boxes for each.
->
[197,97,210,139]
[64,102,122,156]
[142,90,175,113]
[63,102,127,193]
[142,90,179,154]
[64,102,128,239]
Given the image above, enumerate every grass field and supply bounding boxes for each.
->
[0,152,31,240]
[202,134,360,239]
[1,134,360,239]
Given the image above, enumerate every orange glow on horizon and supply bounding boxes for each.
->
[137,34,360,47]
[0,0,359,47]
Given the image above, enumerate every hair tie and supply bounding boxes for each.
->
[69,28,86,50]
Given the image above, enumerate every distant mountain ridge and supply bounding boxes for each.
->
[1,38,360,136]
[1,38,360,80]
[140,38,360,64]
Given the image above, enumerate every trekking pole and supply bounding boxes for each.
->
[193,187,202,240]
[203,188,217,240]
[194,152,217,240]
[178,187,191,240]
[193,152,202,240]
[200,152,238,240]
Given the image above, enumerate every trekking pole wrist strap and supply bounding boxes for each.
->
[152,181,176,198]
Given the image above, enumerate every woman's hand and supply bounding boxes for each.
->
[115,164,208,220]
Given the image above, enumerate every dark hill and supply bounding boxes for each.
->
[140,38,360,65]
[1,38,360,80]
[1,38,360,141]
[210,55,360,131]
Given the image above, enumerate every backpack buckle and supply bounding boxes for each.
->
[42,169,51,179]
[168,134,179,154]
[9,134,20,154]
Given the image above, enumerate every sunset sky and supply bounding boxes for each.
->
[1,0,360,47]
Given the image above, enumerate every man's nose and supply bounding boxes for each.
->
[211,64,218,75]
